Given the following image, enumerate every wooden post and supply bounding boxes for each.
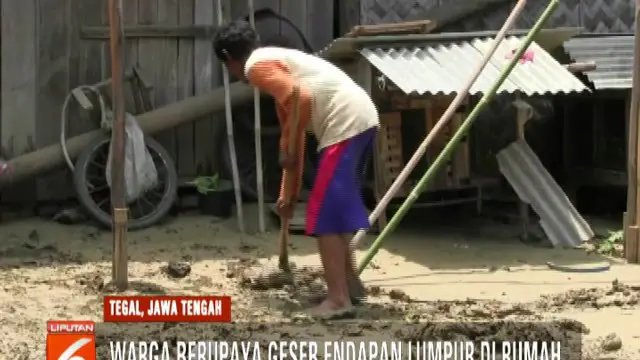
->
[357,58,388,230]
[514,96,532,240]
[625,0,640,263]
[107,0,129,290]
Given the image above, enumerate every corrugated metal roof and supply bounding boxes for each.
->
[563,35,634,90]
[318,28,581,60]
[497,139,594,248]
[360,36,590,96]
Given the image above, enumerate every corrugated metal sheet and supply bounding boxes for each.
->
[563,35,634,90]
[497,139,594,248]
[359,36,590,96]
[318,28,581,60]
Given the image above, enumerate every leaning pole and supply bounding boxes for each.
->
[357,0,561,274]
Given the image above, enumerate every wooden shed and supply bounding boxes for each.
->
[320,30,590,227]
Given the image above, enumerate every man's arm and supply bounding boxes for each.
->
[246,60,311,200]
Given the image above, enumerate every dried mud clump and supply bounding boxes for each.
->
[388,289,411,302]
[398,320,587,360]
[236,261,325,293]
[537,280,640,311]
[164,261,192,279]
[600,333,623,352]
[75,272,105,294]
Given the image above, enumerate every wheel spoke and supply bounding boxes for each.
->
[96,197,109,210]
[87,174,105,182]
[132,198,144,219]
[89,184,109,193]
[140,193,156,209]
[89,160,106,170]
[146,188,164,199]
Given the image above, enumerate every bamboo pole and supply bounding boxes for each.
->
[350,0,528,248]
[216,0,245,232]
[247,0,265,233]
[107,0,128,290]
[357,0,560,273]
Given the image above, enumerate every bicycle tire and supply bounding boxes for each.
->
[73,133,178,230]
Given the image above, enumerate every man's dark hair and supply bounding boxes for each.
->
[213,20,259,63]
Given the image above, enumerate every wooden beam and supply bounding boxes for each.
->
[81,25,220,39]
[564,61,596,73]
[407,0,512,31]
[345,20,437,37]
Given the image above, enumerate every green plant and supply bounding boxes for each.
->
[189,174,220,194]
[598,230,623,255]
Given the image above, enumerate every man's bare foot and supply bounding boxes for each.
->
[309,298,355,320]
[347,274,366,301]
[308,276,366,305]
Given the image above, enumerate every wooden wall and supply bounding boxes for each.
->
[0,0,333,204]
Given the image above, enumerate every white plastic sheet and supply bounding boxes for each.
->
[106,113,158,203]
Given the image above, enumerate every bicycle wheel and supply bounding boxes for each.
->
[73,133,178,230]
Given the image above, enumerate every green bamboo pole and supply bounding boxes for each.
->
[358,0,560,274]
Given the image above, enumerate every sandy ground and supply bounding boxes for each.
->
[0,207,638,359]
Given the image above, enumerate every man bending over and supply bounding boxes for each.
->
[213,21,379,318]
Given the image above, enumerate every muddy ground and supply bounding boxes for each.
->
[0,208,638,359]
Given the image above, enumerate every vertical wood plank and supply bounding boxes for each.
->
[193,0,217,174]
[69,0,105,137]
[338,0,361,35]
[1,0,39,203]
[123,0,140,70]
[562,101,576,202]
[154,0,179,168]
[137,0,160,142]
[280,0,306,45]
[232,0,280,41]
[101,0,137,89]
[357,58,387,229]
[176,0,196,178]
[306,0,334,50]
[122,0,140,113]
[36,0,72,201]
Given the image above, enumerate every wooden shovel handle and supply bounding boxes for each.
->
[279,84,301,269]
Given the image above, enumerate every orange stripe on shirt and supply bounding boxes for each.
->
[246,59,312,201]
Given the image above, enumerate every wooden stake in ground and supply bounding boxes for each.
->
[279,85,301,271]
[107,0,128,291]
[625,0,640,263]
[215,0,245,232]
[513,96,532,240]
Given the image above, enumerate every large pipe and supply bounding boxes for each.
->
[0,82,254,189]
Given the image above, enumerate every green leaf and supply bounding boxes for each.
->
[191,174,221,194]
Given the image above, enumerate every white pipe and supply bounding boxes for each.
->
[248,0,265,233]
[216,0,245,232]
